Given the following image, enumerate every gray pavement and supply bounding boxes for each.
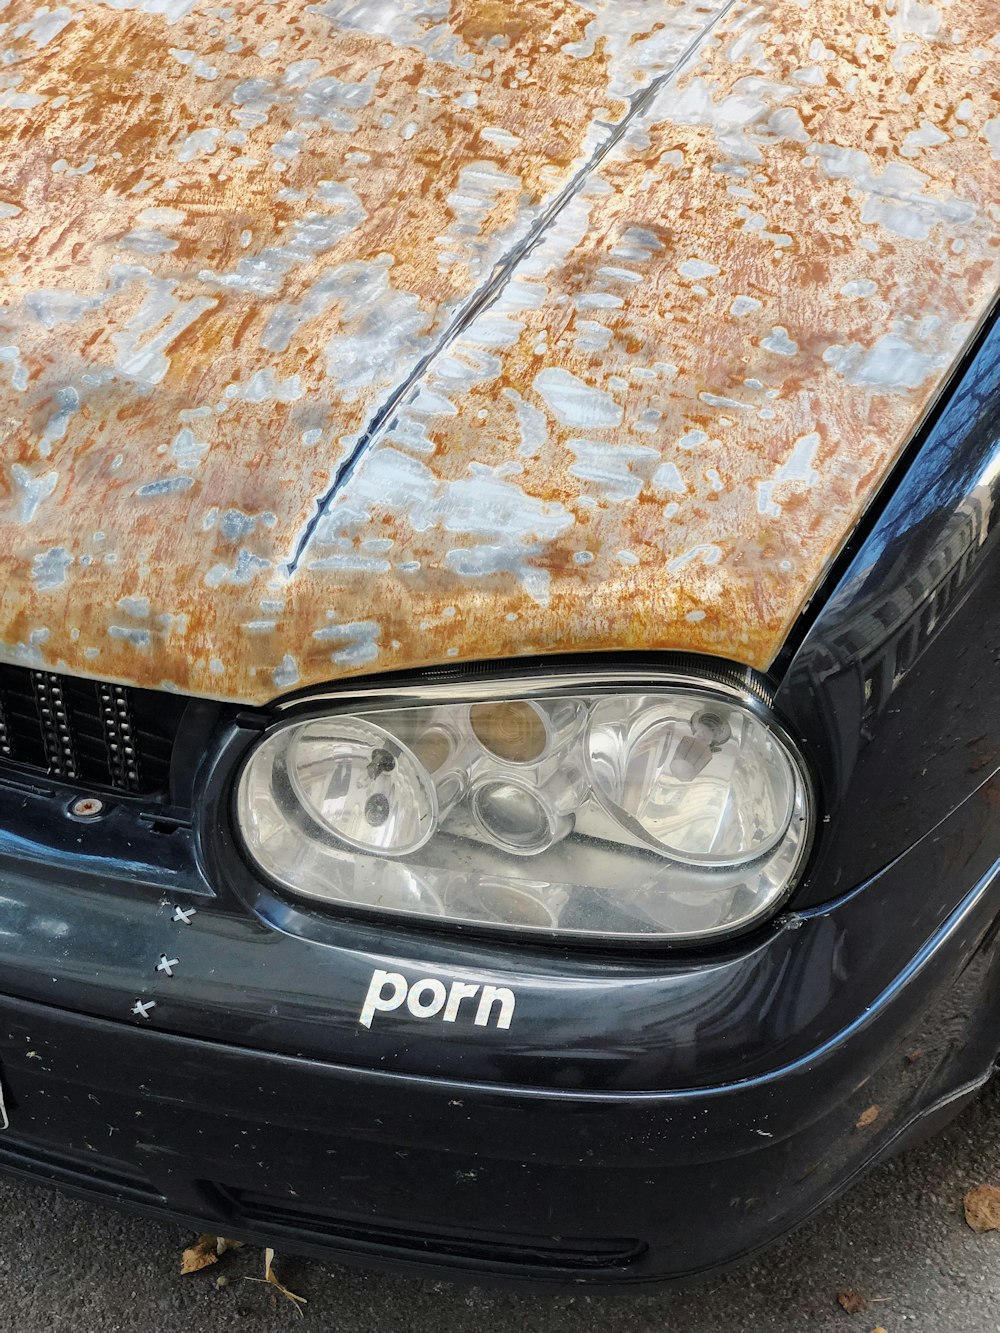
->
[1,1078,998,1332]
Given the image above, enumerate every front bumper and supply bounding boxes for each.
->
[0,770,998,1286]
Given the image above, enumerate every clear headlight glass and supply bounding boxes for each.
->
[236,681,814,941]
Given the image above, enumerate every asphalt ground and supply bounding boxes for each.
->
[0,1076,998,1331]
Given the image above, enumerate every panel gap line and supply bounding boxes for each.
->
[285,0,741,575]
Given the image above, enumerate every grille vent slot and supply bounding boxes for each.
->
[0,664,179,795]
[229,1188,647,1272]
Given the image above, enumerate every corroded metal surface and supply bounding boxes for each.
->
[0,0,997,703]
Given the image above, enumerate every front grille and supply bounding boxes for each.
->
[0,664,181,795]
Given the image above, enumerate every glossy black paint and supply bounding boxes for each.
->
[776,310,1000,905]
[0,794,996,1284]
[0,309,997,1284]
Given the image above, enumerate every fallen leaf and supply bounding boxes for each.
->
[856,1105,880,1130]
[837,1289,868,1313]
[244,1248,307,1315]
[964,1184,1000,1232]
[181,1241,217,1276]
[180,1235,244,1275]
[871,1327,891,1333]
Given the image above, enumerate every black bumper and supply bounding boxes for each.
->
[0,770,998,1285]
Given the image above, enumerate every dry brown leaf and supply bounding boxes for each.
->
[871,1327,891,1333]
[181,1239,217,1276]
[246,1248,307,1315]
[180,1235,244,1275]
[856,1105,880,1130]
[266,1248,307,1312]
[837,1289,868,1314]
[964,1184,1000,1232]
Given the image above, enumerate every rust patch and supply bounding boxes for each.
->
[0,0,997,702]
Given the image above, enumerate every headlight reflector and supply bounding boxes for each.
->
[586,698,796,865]
[236,680,813,942]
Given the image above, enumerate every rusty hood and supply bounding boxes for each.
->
[0,0,997,704]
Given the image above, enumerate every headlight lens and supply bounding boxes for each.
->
[236,682,813,941]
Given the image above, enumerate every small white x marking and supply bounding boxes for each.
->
[131,1000,156,1019]
[172,906,196,924]
[156,955,179,977]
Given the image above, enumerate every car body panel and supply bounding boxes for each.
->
[0,0,997,703]
[0,791,997,1284]
[778,306,1000,903]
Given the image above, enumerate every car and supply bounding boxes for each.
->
[0,0,997,1291]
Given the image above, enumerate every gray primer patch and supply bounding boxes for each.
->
[32,546,73,589]
[824,333,941,391]
[533,367,623,428]
[11,465,58,521]
[204,549,273,588]
[135,476,196,497]
[272,653,300,688]
[313,617,380,666]
[108,624,151,648]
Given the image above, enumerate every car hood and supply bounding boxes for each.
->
[0,0,997,704]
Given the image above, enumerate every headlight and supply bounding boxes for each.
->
[236,675,814,942]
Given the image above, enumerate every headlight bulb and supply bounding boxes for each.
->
[587,700,797,866]
[669,708,734,782]
[284,717,438,855]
